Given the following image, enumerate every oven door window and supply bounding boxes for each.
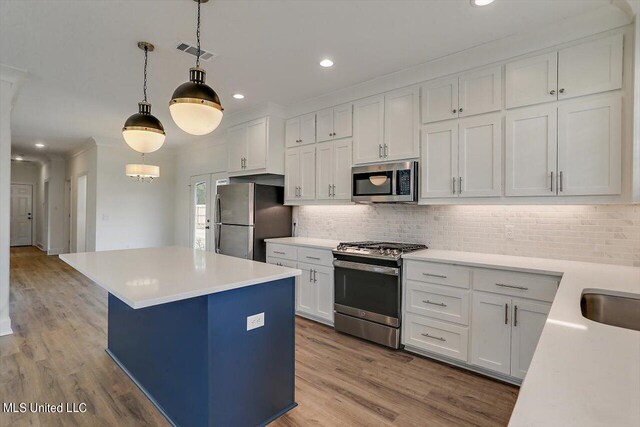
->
[334,266,399,319]
[353,171,393,196]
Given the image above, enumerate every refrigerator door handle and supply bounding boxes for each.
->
[214,193,221,225]
[215,223,221,253]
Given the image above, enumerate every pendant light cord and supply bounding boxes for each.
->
[196,0,201,68]
[143,46,148,102]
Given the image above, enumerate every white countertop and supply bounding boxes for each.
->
[60,246,301,309]
[265,237,340,250]
[403,249,640,427]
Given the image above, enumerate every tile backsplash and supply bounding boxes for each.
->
[293,204,640,267]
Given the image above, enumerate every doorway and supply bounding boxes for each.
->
[189,173,227,251]
[10,184,33,246]
[76,174,88,252]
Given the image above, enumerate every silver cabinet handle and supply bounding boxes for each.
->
[331,184,335,197]
[384,144,388,157]
[459,108,463,113]
[453,109,457,114]
[559,171,563,192]
[309,269,313,282]
[559,88,565,94]
[328,184,332,197]
[550,171,554,192]
[423,300,447,307]
[421,333,446,342]
[550,90,556,95]
[273,250,286,255]
[313,269,317,283]
[379,144,383,158]
[306,256,321,260]
[496,283,529,291]
[505,303,509,325]
[452,177,456,194]
[459,176,463,194]
[514,305,518,327]
[423,273,447,279]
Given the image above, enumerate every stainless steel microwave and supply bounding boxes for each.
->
[351,161,418,203]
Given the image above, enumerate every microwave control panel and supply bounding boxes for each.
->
[397,170,412,195]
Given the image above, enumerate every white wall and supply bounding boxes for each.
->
[65,140,98,252]
[38,156,66,254]
[11,160,39,245]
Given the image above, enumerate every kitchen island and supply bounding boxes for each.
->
[60,246,301,427]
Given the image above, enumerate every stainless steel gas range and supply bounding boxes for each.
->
[332,241,427,349]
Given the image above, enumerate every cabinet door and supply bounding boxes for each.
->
[300,113,317,145]
[316,142,334,200]
[316,108,334,143]
[458,113,502,197]
[505,105,558,196]
[420,121,459,199]
[333,103,353,139]
[245,118,267,171]
[332,139,353,200]
[505,52,558,109]
[470,293,512,375]
[557,95,621,196]
[384,86,420,161]
[459,65,502,117]
[421,76,459,124]
[285,117,300,148]
[284,148,300,202]
[313,265,334,323]
[510,299,550,380]
[558,34,623,100]
[353,95,385,164]
[227,125,247,173]
[299,146,316,200]
[297,262,316,316]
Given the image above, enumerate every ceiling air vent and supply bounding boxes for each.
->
[176,42,216,61]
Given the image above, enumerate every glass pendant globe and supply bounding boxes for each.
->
[122,128,166,154]
[169,102,223,136]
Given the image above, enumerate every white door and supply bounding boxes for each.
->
[285,117,300,148]
[510,299,551,380]
[227,125,247,172]
[333,103,353,139]
[299,113,317,145]
[332,139,353,201]
[316,142,334,200]
[297,262,316,316]
[421,76,459,123]
[353,94,385,164]
[316,108,333,143]
[471,293,512,375]
[284,148,300,202]
[458,113,502,197]
[557,95,622,196]
[558,34,623,100]
[384,86,420,161]
[420,121,459,199]
[506,104,558,196]
[76,174,88,253]
[313,265,334,323]
[299,146,316,200]
[190,175,212,251]
[245,118,267,171]
[10,184,32,246]
[505,52,558,109]
[458,65,502,117]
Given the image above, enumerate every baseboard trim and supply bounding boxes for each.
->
[36,242,45,251]
[47,247,64,256]
[0,317,13,337]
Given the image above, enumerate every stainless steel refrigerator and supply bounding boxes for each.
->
[214,183,292,262]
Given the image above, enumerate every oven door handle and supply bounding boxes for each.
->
[333,260,399,276]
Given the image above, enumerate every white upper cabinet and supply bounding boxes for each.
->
[227,116,284,176]
[506,52,558,109]
[421,76,459,124]
[421,120,459,199]
[285,113,316,148]
[227,124,247,173]
[558,34,623,101]
[315,141,333,200]
[244,117,267,171]
[458,113,502,197]
[316,139,353,201]
[506,104,558,196]
[353,94,385,164]
[284,148,300,201]
[315,108,333,143]
[285,146,316,202]
[458,66,502,118]
[384,86,420,161]
[557,95,622,196]
[317,103,353,143]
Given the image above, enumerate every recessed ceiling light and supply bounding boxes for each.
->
[319,58,334,68]
[471,0,495,6]
[233,93,245,100]
[15,156,23,161]
[35,143,45,148]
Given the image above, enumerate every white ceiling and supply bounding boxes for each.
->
[1,0,612,155]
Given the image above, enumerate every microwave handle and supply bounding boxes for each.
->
[391,170,397,196]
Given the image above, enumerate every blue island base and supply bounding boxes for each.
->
[107,277,296,427]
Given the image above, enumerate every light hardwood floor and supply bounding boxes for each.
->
[0,247,518,427]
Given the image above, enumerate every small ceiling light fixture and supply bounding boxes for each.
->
[319,58,334,68]
[169,0,223,136]
[126,154,160,183]
[232,93,245,100]
[471,0,495,6]
[122,41,166,154]
[35,143,45,148]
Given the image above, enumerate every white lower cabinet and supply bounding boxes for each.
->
[509,298,551,380]
[470,292,512,375]
[404,313,469,362]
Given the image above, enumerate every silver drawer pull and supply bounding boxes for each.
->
[423,273,447,279]
[421,333,446,342]
[273,251,286,255]
[306,256,321,260]
[495,283,529,291]
[423,300,447,307]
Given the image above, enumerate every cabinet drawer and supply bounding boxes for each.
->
[297,247,334,266]
[405,281,470,325]
[404,314,469,362]
[266,256,297,269]
[473,268,559,302]
[405,261,471,289]
[266,244,297,261]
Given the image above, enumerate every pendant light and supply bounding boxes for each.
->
[126,154,160,183]
[169,0,223,135]
[122,42,166,153]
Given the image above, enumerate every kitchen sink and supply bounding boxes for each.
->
[581,291,640,332]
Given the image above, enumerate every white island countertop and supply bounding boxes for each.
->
[403,249,640,427]
[60,246,301,309]
[265,237,340,250]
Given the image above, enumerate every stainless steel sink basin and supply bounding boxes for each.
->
[581,291,640,332]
